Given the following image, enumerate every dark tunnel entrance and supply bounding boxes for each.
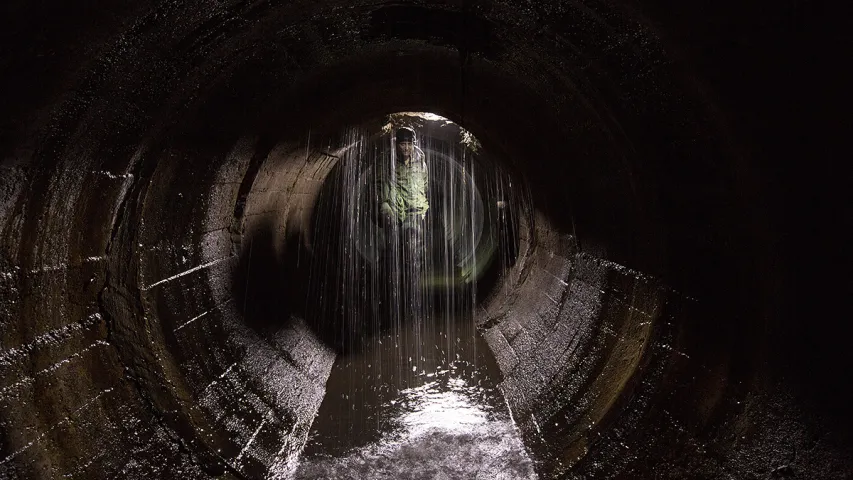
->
[1,1,850,479]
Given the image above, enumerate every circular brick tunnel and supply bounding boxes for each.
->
[1,1,848,479]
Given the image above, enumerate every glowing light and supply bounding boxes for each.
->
[398,377,488,437]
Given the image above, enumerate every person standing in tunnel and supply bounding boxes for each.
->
[379,127,429,244]
[377,127,430,319]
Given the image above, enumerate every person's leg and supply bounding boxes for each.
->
[402,217,426,322]
[379,216,402,329]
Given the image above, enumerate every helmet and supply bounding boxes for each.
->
[395,127,416,144]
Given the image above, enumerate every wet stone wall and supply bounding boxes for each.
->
[0,129,339,478]
[481,213,666,477]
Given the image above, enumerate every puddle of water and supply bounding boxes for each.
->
[293,317,537,479]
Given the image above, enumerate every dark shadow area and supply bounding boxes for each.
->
[366,5,500,59]
[303,157,376,352]
[231,218,311,338]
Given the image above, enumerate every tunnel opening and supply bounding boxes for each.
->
[223,94,666,478]
[273,111,537,476]
[299,112,523,350]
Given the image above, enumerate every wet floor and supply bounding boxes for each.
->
[293,315,538,479]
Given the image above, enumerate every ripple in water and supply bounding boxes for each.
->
[292,323,537,480]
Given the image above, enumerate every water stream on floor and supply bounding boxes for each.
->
[296,116,532,478]
[293,317,537,480]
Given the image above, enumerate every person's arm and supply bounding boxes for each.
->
[422,158,430,216]
[373,163,392,221]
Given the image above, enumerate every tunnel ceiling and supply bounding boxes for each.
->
[1,1,850,479]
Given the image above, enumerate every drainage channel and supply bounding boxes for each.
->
[294,315,537,479]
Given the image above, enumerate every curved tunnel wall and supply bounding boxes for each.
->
[1,1,850,479]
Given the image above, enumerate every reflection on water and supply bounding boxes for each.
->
[293,319,537,479]
[399,377,490,436]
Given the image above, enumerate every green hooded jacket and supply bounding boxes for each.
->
[379,149,429,222]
